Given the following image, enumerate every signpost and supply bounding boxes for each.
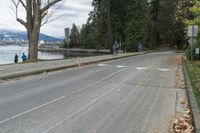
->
[188,25,198,61]
[64,28,70,48]
[196,48,200,59]
[188,25,198,37]
[196,48,200,54]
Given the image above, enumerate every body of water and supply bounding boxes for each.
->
[0,45,64,65]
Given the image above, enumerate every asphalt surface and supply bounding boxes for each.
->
[0,51,178,133]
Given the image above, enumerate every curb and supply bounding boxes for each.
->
[183,62,200,133]
[0,52,143,80]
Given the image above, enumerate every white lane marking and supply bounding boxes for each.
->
[0,68,128,125]
[97,64,109,67]
[136,67,148,70]
[42,69,139,133]
[98,64,129,68]
[116,65,128,68]
[0,96,65,125]
[158,68,171,72]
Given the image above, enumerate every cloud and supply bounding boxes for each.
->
[0,0,92,37]
[60,4,92,13]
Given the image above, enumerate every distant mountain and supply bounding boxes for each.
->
[0,29,63,42]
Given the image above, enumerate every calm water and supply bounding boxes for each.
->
[0,45,64,65]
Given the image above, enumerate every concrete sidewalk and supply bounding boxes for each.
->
[0,52,145,80]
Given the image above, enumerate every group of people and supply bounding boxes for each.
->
[112,41,144,55]
[14,53,27,63]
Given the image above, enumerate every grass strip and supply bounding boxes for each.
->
[184,60,200,110]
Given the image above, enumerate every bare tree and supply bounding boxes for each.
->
[11,0,64,61]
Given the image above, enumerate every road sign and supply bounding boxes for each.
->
[188,25,198,62]
[188,38,197,45]
[196,48,200,54]
[188,25,198,37]
[188,38,193,45]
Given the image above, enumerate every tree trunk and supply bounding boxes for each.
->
[26,0,41,61]
[28,32,39,61]
[151,21,157,49]
[12,0,63,61]
[106,0,113,53]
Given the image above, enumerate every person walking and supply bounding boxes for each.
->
[14,53,18,63]
[113,43,116,56]
[113,41,119,56]
[22,53,27,62]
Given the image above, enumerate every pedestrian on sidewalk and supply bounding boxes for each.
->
[22,53,27,62]
[138,43,143,52]
[113,41,119,56]
[14,53,18,63]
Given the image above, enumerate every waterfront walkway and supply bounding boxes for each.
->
[0,52,145,80]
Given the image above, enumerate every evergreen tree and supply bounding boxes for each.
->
[156,0,175,48]
[81,0,192,51]
[81,0,151,52]
[69,23,80,48]
[174,0,195,49]
[80,24,96,49]
[148,0,160,49]
[123,0,151,51]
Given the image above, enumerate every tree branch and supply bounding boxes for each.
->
[26,0,33,32]
[41,12,48,20]
[10,0,27,28]
[42,15,63,26]
[17,18,27,28]
[41,0,64,25]
[41,0,63,13]
[19,0,27,9]
[11,0,20,7]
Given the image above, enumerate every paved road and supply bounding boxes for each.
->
[0,51,178,133]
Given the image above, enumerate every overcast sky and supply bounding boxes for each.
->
[0,0,92,38]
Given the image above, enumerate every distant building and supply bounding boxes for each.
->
[38,40,45,48]
[0,34,3,40]
[64,28,70,48]
[65,28,70,38]
[39,40,45,44]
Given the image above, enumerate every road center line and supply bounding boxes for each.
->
[0,68,128,125]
